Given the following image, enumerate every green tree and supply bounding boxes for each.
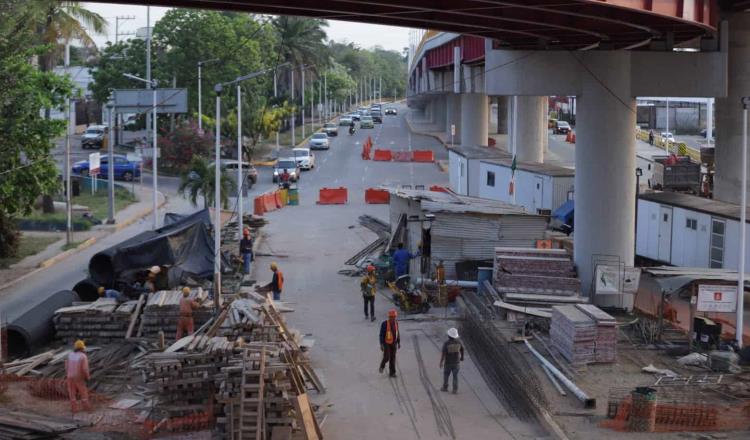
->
[273,16,329,69]
[35,1,107,71]
[89,39,149,104]
[179,157,237,209]
[0,1,73,257]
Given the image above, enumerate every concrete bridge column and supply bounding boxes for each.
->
[511,96,546,163]
[432,95,447,131]
[575,52,636,292]
[460,93,488,146]
[445,93,462,144]
[715,12,750,204]
[497,96,509,135]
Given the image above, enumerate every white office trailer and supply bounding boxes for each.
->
[478,159,574,215]
[448,145,509,196]
[637,191,750,271]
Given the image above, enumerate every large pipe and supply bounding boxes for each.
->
[414,277,478,288]
[6,290,80,358]
[524,339,596,408]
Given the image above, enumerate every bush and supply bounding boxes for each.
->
[158,121,213,174]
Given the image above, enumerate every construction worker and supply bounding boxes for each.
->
[176,287,201,340]
[392,243,417,278]
[440,328,464,394]
[65,340,91,413]
[258,262,284,301]
[361,265,377,321]
[240,228,254,275]
[379,309,400,377]
[97,286,127,303]
[144,266,161,293]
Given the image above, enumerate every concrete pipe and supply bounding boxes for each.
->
[73,278,100,302]
[6,290,80,358]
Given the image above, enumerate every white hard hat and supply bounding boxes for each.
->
[149,265,161,274]
[447,328,459,339]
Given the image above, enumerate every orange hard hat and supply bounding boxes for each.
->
[367,265,375,272]
[388,309,398,318]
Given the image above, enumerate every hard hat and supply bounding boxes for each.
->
[149,265,161,274]
[447,328,459,339]
[182,287,191,296]
[367,265,376,272]
[97,286,105,294]
[74,340,86,351]
[388,309,398,318]
[270,262,278,270]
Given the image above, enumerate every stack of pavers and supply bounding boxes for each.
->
[576,304,617,363]
[138,290,214,339]
[550,304,617,366]
[493,247,585,307]
[53,298,138,343]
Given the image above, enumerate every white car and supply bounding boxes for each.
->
[293,147,315,170]
[339,116,353,126]
[323,123,338,136]
[309,132,330,150]
[661,132,676,143]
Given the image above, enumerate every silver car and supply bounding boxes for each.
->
[309,132,330,150]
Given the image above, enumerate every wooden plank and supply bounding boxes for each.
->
[493,299,551,318]
[15,352,54,376]
[294,394,321,440]
[125,294,146,339]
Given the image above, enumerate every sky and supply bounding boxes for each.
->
[83,2,412,53]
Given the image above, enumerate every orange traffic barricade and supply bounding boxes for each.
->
[364,188,390,204]
[263,192,278,212]
[430,185,449,193]
[373,149,392,161]
[254,196,265,216]
[412,150,435,162]
[318,187,348,205]
[392,151,412,162]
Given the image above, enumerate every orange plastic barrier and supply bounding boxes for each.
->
[566,132,576,143]
[430,185,449,193]
[362,143,371,160]
[392,151,413,162]
[318,187,348,205]
[254,196,265,216]
[274,190,284,208]
[412,150,435,162]
[263,192,278,212]
[373,149,392,161]
[365,188,390,204]
[571,132,576,143]
[488,137,496,147]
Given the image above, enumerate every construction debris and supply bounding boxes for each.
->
[53,298,138,343]
[138,290,214,339]
[0,409,81,439]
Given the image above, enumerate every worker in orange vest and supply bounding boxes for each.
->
[379,309,401,377]
[176,287,201,340]
[258,262,284,301]
[65,340,91,413]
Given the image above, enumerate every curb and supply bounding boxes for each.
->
[38,236,98,269]
[404,115,449,148]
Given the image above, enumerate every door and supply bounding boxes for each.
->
[710,218,725,268]
[533,176,544,213]
[657,206,673,262]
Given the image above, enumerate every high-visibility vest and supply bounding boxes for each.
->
[276,270,284,291]
[385,320,398,345]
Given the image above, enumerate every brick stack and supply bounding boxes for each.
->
[493,247,585,306]
[139,290,214,339]
[550,305,597,365]
[577,304,617,363]
[53,298,137,343]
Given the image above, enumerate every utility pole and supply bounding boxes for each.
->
[379,76,382,103]
[197,59,219,134]
[237,84,243,235]
[291,69,295,147]
[213,84,223,308]
[65,84,73,245]
[115,15,135,44]
[274,71,279,149]
[319,79,322,126]
[301,66,305,139]
[324,73,328,120]
[738,96,749,349]
[107,102,116,224]
[145,7,152,146]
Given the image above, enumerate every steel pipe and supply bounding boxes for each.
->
[524,339,595,408]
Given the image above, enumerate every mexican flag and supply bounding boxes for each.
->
[508,155,517,195]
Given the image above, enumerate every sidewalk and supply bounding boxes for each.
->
[0,183,166,290]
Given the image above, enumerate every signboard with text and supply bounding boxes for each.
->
[89,152,100,176]
[697,284,737,313]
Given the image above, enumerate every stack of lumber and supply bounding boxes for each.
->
[493,247,585,306]
[576,304,617,363]
[53,298,137,343]
[0,409,81,439]
[215,349,266,439]
[138,290,214,339]
[550,304,617,365]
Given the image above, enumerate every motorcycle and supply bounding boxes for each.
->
[349,126,356,136]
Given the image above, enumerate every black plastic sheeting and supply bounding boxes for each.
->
[7,290,80,357]
[163,209,212,228]
[88,209,229,288]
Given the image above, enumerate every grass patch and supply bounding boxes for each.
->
[0,235,60,268]
[61,241,84,252]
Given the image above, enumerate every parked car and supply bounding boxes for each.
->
[292,147,315,170]
[350,112,361,121]
[371,110,383,123]
[323,123,338,136]
[309,132,330,150]
[220,159,258,184]
[661,132,676,143]
[360,116,374,129]
[339,116,353,126]
[273,158,301,183]
[81,125,108,149]
[72,154,141,181]
[385,107,397,115]
[554,120,571,134]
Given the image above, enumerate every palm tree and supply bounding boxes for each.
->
[179,157,237,209]
[36,1,108,71]
[272,16,329,69]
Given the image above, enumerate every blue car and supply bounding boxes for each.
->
[72,154,141,181]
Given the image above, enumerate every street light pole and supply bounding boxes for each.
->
[151,80,158,229]
[237,84,243,236]
[65,95,73,245]
[738,96,749,349]
[301,66,305,140]
[198,62,203,132]
[635,168,642,257]
[274,71,279,150]
[291,69,295,147]
[107,102,116,224]
[214,83,223,308]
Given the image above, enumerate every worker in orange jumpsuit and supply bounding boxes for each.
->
[65,340,91,413]
[176,287,201,340]
[379,309,401,377]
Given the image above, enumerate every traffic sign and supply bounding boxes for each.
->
[89,152,101,176]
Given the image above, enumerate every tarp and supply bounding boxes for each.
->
[552,199,574,224]
[89,209,228,287]
[163,209,212,227]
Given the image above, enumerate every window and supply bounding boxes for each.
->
[486,171,495,187]
[686,218,697,230]
[710,219,725,268]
